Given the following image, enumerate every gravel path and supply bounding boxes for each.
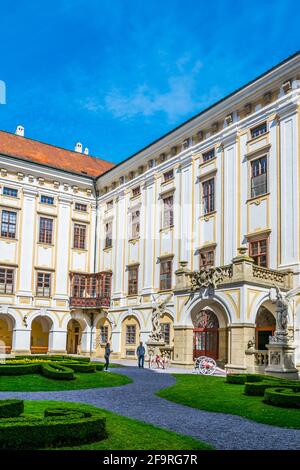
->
[1,367,300,450]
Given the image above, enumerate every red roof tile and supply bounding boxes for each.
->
[0,131,114,177]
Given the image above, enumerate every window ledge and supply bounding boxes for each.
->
[160,225,174,232]
[199,210,216,220]
[0,237,18,242]
[199,156,217,167]
[246,192,270,204]
[128,237,140,243]
[103,246,112,252]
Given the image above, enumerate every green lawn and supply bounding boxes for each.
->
[0,371,132,391]
[157,374,300,429]
[24,400,212,450]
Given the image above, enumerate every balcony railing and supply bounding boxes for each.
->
[69,271,112,309]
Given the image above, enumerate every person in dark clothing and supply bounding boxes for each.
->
[136,341,145,368]
[104,342,111,371]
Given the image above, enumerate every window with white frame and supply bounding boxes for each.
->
[162,194,174,228]
[105,221,112,248]
[251,156,267,198]
[36,272,51,297]
[1,210,17,239]
[3,187,18,198]
[126,325,136,344]
[128,265,139,295]
[100,326,109,344]
[0,267,14,294]
[202,178,215,214]
[202,148,215,163]
[40,195,54,205]
[250,122,267,139]
[131,210,140,239]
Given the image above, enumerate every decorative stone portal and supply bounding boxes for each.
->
[193,309,219,360]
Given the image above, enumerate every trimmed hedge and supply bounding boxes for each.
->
[0,363,41,376]
[0,403,106,449]
[245,380,300,396]
[41,363,75,381]
[63,362,96,373]
[226,374,265,385]
[264,387,300,408]
[0,400,24,418]
[5,355,90,363]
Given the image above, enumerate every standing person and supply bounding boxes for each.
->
[136,341,145,368]
[104,342,111,371]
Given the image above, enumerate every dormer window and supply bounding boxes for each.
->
[3,187,18,198]
[202,148,215,163]
[251,122,267,139]
[132,186,141,197]
[163,169,174,182]
[40,195,54,205]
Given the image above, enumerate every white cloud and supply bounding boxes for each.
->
[103,59,221,122]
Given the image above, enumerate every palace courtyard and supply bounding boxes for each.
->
[0,363,299,450]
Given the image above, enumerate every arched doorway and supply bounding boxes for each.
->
[31,316,52,354]
[193,309,219,360]
[67,319,82,354]
[95,317,112,358]
[255,306,276,350]
[0,315,14,354]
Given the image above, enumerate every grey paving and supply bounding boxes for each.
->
[0,367,300,450]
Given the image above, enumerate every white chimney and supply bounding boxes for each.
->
[15,125,24,137]
[75,142,83,153]
[84,147,89,155]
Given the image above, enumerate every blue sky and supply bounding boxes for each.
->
[0,0,299,163]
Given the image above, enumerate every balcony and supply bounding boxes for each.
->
[69,271,112,309]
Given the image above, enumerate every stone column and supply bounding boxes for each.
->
[173,325,194,367]
[11,328,31,354]
[225,323,256,374]
[54,195,72,301]
[48,330,67,354]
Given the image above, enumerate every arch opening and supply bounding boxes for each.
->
[255,305,276,350]
[0,314,15,354]
[30,315,53,354]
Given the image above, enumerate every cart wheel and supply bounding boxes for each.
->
[199,357,216,375]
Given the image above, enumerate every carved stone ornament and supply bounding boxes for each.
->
[190,266,226,290]
[148,293,172,343]
[270,351,280,365]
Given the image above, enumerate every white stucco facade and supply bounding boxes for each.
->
[1,52,300,372]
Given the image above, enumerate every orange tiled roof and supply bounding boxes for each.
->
[0,131,114,178]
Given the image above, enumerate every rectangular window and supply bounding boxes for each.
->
[73,224,86,249]
[40,195,54,205]
[0,268,14,294]
[1,210,17,239]
[161,323,170,345]
[160,258,172,291]
[202,178,215,214]
[126,325,136,345]
[105,221,112,248]
[75,202,87,212]
[163,169,174,182]
[131,210,140,239]
[128,266,138,295]
[132,186,141,197]
[163,195,174,228]
[100,326,108,344]
[249,238,268,267]
[251,122,267,139]
[39,217,53,244]
[36,272,51,297]
[202,148,215,162]
[199,249,215,268]
[251,156,267,198]
[3,187,18,198]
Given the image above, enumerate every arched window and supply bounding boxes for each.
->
[255,306,275,350]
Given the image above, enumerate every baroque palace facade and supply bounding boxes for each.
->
[1,52,300,373]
